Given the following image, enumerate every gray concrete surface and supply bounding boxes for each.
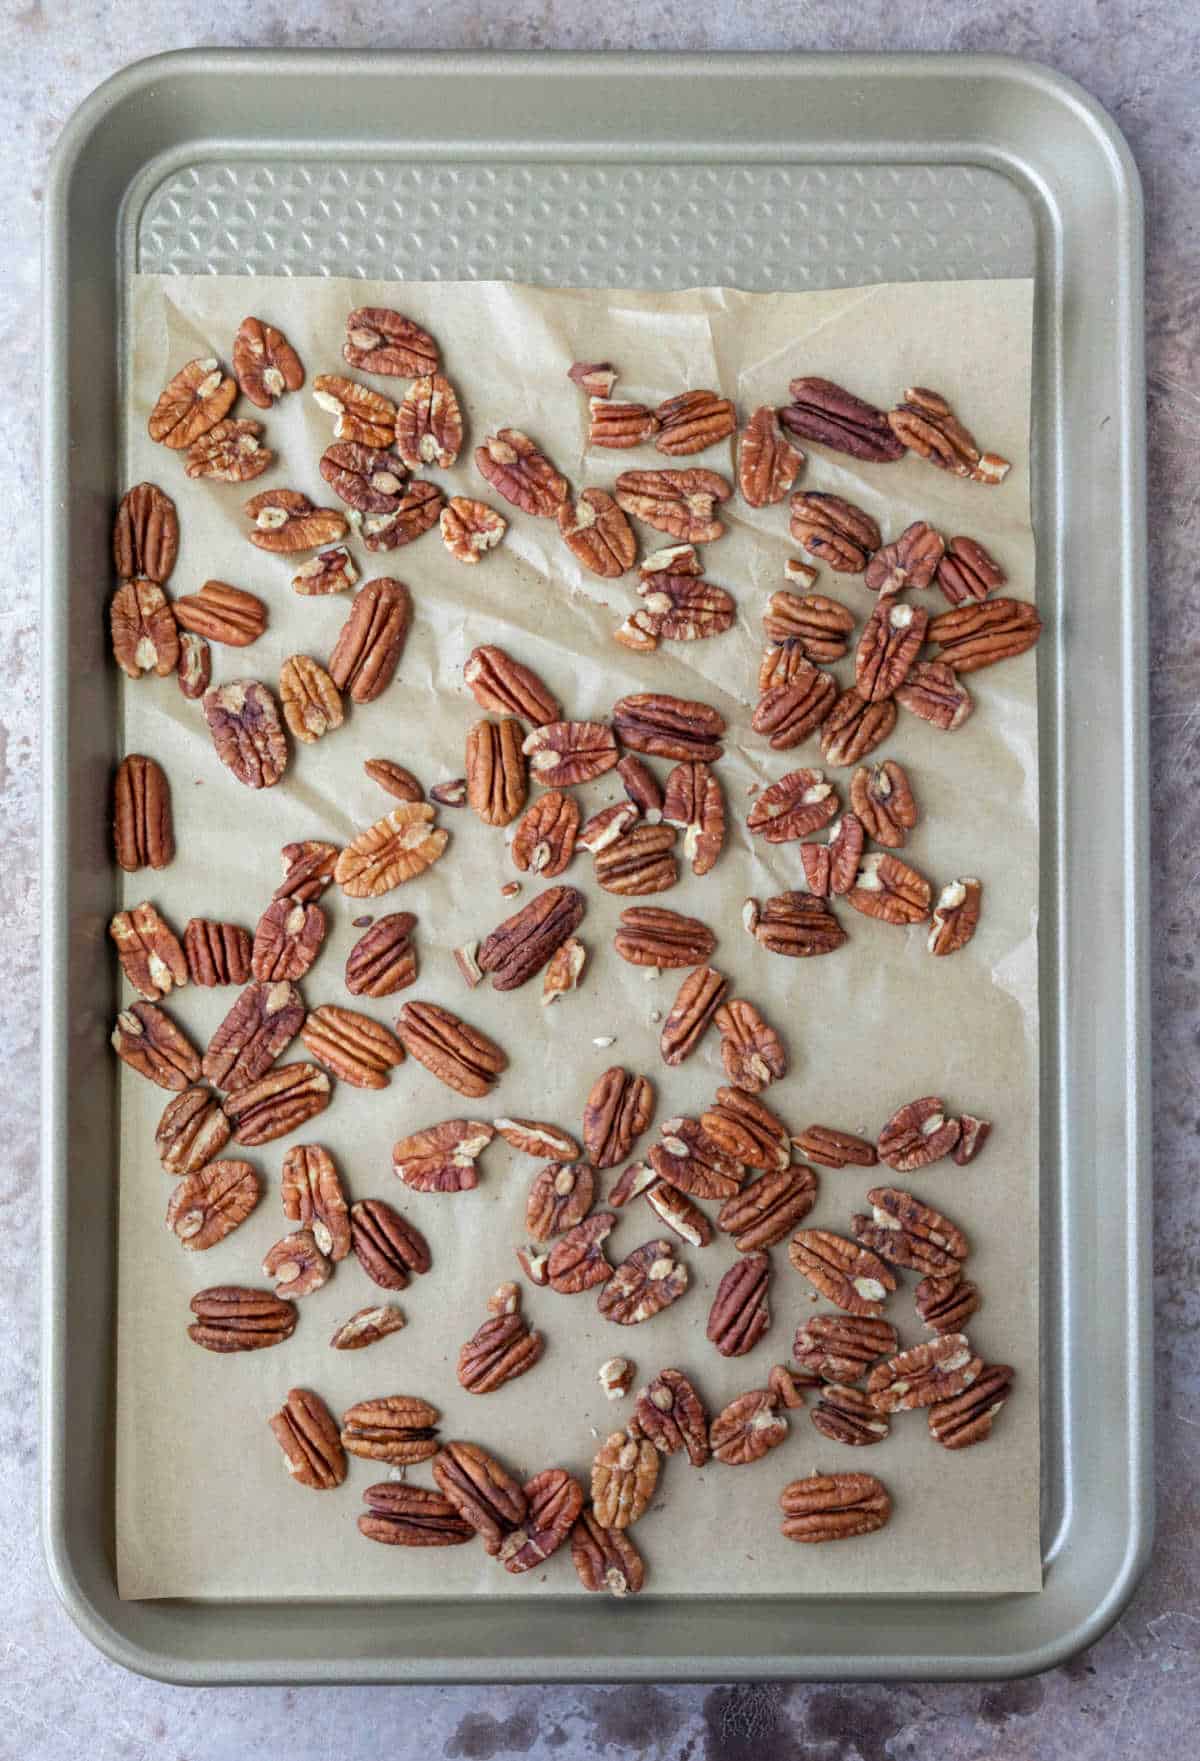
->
[2,6,1194,1757]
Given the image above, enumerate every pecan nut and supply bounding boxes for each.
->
[790,492,881,573]
[393,1120,494,1193]
[202,980,304,1092]
[887,387,1010,485]
[594,823,679,896]
[165,1158,259,1250]
[867,1334,982,1413]
[185,417,273,483]
[174,580,268,647]
[113,482,178,582]
[598,1239,688,1325]
[466,717,527,826]
[358,1481,474,1546]
[819,690,896,766]
[547,1212,616,1293]
[433,1442,527,1556]
[465,644,561,726]
[745,891,846,957]
[612,693,725,762]
[825,814,865,896]
[810,1385,891,1447]
[155,1086,231,1174]
[109,901,187,1001]
[763,590,855,661]
[341,1395,440,1464]
[111,1002,201,1090]
[202,680,288,790]
[346,911,418,996]
[335,804,448,897]
[792,1125,877,1170]
[438,497,506,568]
[616,754,664,821]
[328,579,411,703]
[542,936,586,1004]
[269,1388,346,1491]
[955,1114,992,1165]
[591,1431,659,1530]
[717,1164,818,1251]
[614,906,715,969]
[894,660,974,731]
[846,852,932,925]
[511,793,580,876]
[780,376,904,463]
[793,1313,898,1383]
[707,1251,772,1357]
[876,1095,960,1170]
[302,1004,405,1090]
[332,1305,408,1351]
[936,534,1006,607]
[608,1158,657,1208]
[478,885,585,990]
[311,372,398,449]
[148,356,236,448]
[251,896,325,984]
[343,306,438,377]
[395,372,463,467]
[630,1369,709,1465]
[752,664,838,749]
[526,1160,595,1240]
[113,754,173,872]
[614,468,732,543]
[557,489,638,577]
[864,522,945,600]
[394,1001,507,1097]
[589,397,659,448]
[498,1469,584,1574]
[850,761,918,848]
[223,1064,332,1145]
[109,579,179,679]
[780,1472,892,1542]
[738,405,803,506]
[621,574,736,650]
[582,1067,654,1168]
[928,877,983,956]
[360,481,445,552]
[747,769,838,843]
[928,1365,1014,1449]
[458,1303,545,1393]
[495,1118,579,1160]
[187,1285,296,1352]
[714,1000,786,1094]
[262,1228,331,1298]
[929,598,1042,672]
[645,1182,713,1247]
[475,428,568,516]
[569,361,618,397]
[661,761,725,875]
[650,1117,743,1201]
[522,720,620,787]
[177,632,211,700]
[571,1508,646,1595]
[653,388,736,456]
[702,1088,791,1173]
[276,840,339,904]
[183,918,253,987]
[351,1198,431,1286]
[710,1388,789,1465]
[660,964,729,1064]
[281,1143,350,1260]
[319,440,408,513]
[232,315,304,406]
[278,654,343,745]
[855,599,928,701]
[852,1185,970,1278]
[245,487,349,552]
[916,1275,982,1336]
[292,545,359,597]
[788,1230,896,1317]
[364,759,423,803]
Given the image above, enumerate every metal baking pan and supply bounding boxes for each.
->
[41,49,1149,1683]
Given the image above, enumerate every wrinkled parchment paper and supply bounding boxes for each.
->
[116,275,1039,1598]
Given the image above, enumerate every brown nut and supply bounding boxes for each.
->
[458,1306,545,1394]
[276,840,339,904]
[583,1067,654,1169]
[649,1116,744,1202]
[183,918,253,987]
[280,1143,350,1261]
[569,361,618,397]
[328,578,411,704]
[928,877,983,956]
[547,1212,617,1293]
[465,644,560,726]
[155,1087,231,1174]
[894,659,974,732]
[499,1469,585,1574]
[578,802,638,856]
[174,579,268,649]
[319,440,408,513]
[302,1004,405,1090]
[616,754,664,820]
[845,852,933,925]
[790,491,881,573]
[855,598,929,701]
[623,573,736,649]
[466,717,527,826]
[494,1117,579,1161]
[645,1182,713,1248]
[245,487,349,553]
[187,1285,297,1353]
[716,1164,818,1251]
[165,1158,260,1251]
[511,792,580,877]
[345,912,417,997]
[433,1441,527,1557]
[752,664,839,750]
[654,388,736,456]
[788,1230,897,1317]
[109,578,179,679]
[542,936,587,1005]
[571,1508,646,1596]
[662,761,725,876]
[714,999,786,1094]
[614,906,716,969]
[113,754,173,872]
[262,1228,331,1298]
[223,1064,332,1145]
[793,1313,899,1383]
[709,1388,789,1465]
[779,1472,893,1542]
[232,315,304,406]
[877,1095,961,1170]
[177,632,212,700]
[612,693,725,762]
[707,1251,772,1357]
[557,489,638,577]
[631,1369,709,1465]
[863,519,946,597]
[363,760,423,803]
[781,376,906,462]
[148,356,236,448]
[332,1305,408,1351]
[607,1159,658,1208]
[293,546,359,598]
[591,1431,659,1529]
[185,417,274,483]
[202,680,289,790]
[335,804,448,898]
[825,814,865,896]
[851,1185,970,1278]
[309,374,394,449]
[614,467,732,544]
[392,1120,494,1193]
[929,598,1042,672]
[850,761,918,848]
[279,654,343,744]
[526,1160,595,1240]
[928,1365,1014,1450]
[954,1114,992,1165]
[594,823,679,897]
[351,1198,431,1287]
[819,689,897,766]
[475,428,568,516]
[341,1395,441,1464]
[792,1125,877,1170]
[937,534,1007,607]
[343,306,438,377]
[269,1388,346,1491]
[769,1365,813,1410]
[522,720,620,788]
[916,1274,982,1336]
[113,483,178,582]
[598,1239,688,1325]
[394,1001,507,1098]
[440,495,507,565]
[395,372,463,467]
[360,481,445,552]
[660,965,729,1064]
[747,769,838,843]
[202,980,304,1093]
[887,386,1010,485]
[746,891,847,958]
[478,885,586,991]
[763,589,855,661]
[702,1088,791,1174]
[739,404,803,506]
[111,1001,201,1091]
[589,397,659,448]
[810,1384,891,1447]
[109,901,187,1001]
[249,897,326,985]
[868,1334,982,1413]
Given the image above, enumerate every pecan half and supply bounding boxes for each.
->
[763,590,855,662]
[433,1442,527,1556]
[752,664,838,750]
[113,483,178,582]
[646,1182,713,1247]
[855,599,928,701]
[916,1275,981,1336]
[548,1212,616,1293]
[276,840,339,904]
[745,891,846,957]
[578,802,638,856]
[292,545,359,597]
[276,654,342,745]
[185,418,273,483]
[362,760,422,804]
[649,1116,743,1201]
[569,361,618,397]
[148,356,236,448]
[203,681,288,790]
[583,1067,654,1169]
[888,387,1010,485]
[717,1164,818,1251]
[661,761,725,875]
[852,1185,970,1278]
[302,1004,405,1090]
[863,520,946,597]
[174,580,267,649]
[877,1095,961,1170]
[793,1313,898,1383]
[183,918,253,987]
[465,644,560,726]
[654,388,736,455]
[187,1285,296,1353]
[526,1160,595,1239]
[707,1251,771,1356]
[177,632,211,700]
[928,1365,1014,1449]
[781,376,904,462]
[868,1334,982,1413]
[165,1158,259,1250]
[929,598,1042,672]
[557,489,638,577]
[780,1472,892,1542]
[478,885,586,990]
[245,487,349,553]
[319,440,407,513]
[660,965,728,1065]
[110,901,187,1001]
[269,1388,346,1491]
[351,1198,430,1286]
[614,467,731,543]
[202,980,304,1092]
[394,1001,507,1097]
[343,306,438,377]
[499,1119,581,1161]
[793,1125,877,1170]
[788,1230,896,1317]
[811,1384,890,1447]
[358,1481,474,1546]
[475,428,568,516]
[232,315,304,406]
[937,534,1006,607]
[594,824,679,896]
[747,769,838,843]
[328,578,410,703]
[739,405,803,506]
[437,497,506,568]
[113,754,173,872]
[395,372,462,467]
[598,1239,688,1325]
[466,718,527,826]
[155,1087,230,1174]
[819,690,896,767]
[849,761,917,848]
[346,912,417,997]
[542,936,586,1005]
[614,906,715,969]
[522,720,620,788]
[311,373,397,448]
[280,1143,350,1261]
[571,1508,646,1595]
[615,754,664,821]
[222,1063,331,1145]
[341,1395,440,1464]
[332,1305,408,1351]
[622,573,736,650]
[612,693,725,762]
[360,481,445,552]
[109,579,179,679]
[589,397,658,448]
[630,1369,709,1465]
[500,1470,585,1573]
[928,877,982,956]
[790,492,881,574]
[954,1114,992,1165]
[249,896,326,985]
[894,660,974,732]
[393,1120,494,1193]
[335,804,448,898]
[714,999,786,1093]
[458,1303,545,1393]
[846,851,932,924]
[702,1088,790,1173]
[710,1388,789,1465]
[824,814,864,896]
[112,1002,200,1090]
[591,1432,659,1530]
[262,1228,331,1298]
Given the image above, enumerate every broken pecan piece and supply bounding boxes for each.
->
[223,1064,332,1145]
[292,545,358,597]
[929,598,1042,672]
[203,680,288,790]
[631,1369,709,1465]
[262,1228,331,1298]
[465,717,527,826]
[557,489,638,577]
[845,852,932,925]
[302,1004,405,1090]
[113,754,173,872]
[341,1395,440,1465]
[936,534,1006,607]
[351,1198,430,1286]
[752,663,838,749]
[598,1239,688,1325]
[928,1365,1014,1449]
[589,397,658,448]
[548,1212,617,1293]
[608,1160,657,1207]
[916,1274,981,1336]
[360,481,445,552]
[855,598,928,701]
[477,884,586,990]
[863,520,946,597]
[710,1388,789,1465]
[954,1114,992,1165]
[780,1472,892,1542]
[717,1164,818,1251]
[792,1125,877,1170]
[646,1182,713,1248]
[612,692,725,762]
[526,1160,595,1240]
[868,1334,982,1413]
[335,804,448,897]
[583,1067,654,1169]
[185,418,273,483]
[232,315,304,406]
[109,901,187,1001]
[183,918,253,987]
[364,759,422,803]
[888,387,1010,485]
[790,492,881,573]
[496,1118,579,1161]
[781,376,905,462]
[165,1158,259,1250]
[245,487,349,552]
[475,428,568,516]
[616,754,664,821]
[649,1116,743,1201]
[569,361,618,397]
[345,912,418,997]
[702,1088,791,1172]
[394,1001,507,1097]
[395,372,462,467]
[332,1306,407,1351]
[614,906,715,968]
[392,1120,494,1193]
[662,761,725,876]
[177,632,211,700]
[594,824,679,896]
[465,644,560,726]
[714,999,786,1093]
[747,769,838,843]
[281,1143,350,1261]
[850,761,917,848]
[614,467,732,544]
[202,979,304,1093]
[852,1185,970,1278]
[660,965,729,1065]
[894,659,974,731]
[571,1509,646,1595]
[578,802,637,856]
[500,1470,584,1574]
[269,1388,346,1491]
[826,814,865,896]
[458,1298,545,1393]
[155,1087,230,1174]
[113,482,178,583]
[433,1442,527,1557]
[343,306,438,377]
[148,356,236,448]
[440,495,506,565]
[592,1431,659,1528]
[739,404,803,506]
[276,840,339,905]
[112,1001,201,1090]
[187,1285,296,1353]
[788,1230,897,1317]
[522,720,620,788]
[928,877,983,956]
[707,1251,772,1357]
[810,1384,890,1447]
[109,578,179,679]
[278,654,343,744]
[542,937,586,1004]
[877,1095,961,1171]
[793,1313,898,1384]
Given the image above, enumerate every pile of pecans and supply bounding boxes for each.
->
[110,314,1034,1589]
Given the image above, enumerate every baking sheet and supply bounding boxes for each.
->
[115,272,1039,1600]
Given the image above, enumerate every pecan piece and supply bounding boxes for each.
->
[174,580,267,648]
[928,1365,1014,1449]
[499,1118,580,1161]
[616,755,664,821]
[790,492,881,573]
[649,1117,743,1201]
[578,802,637,856]
[548,1212,616,1293]
[714,1000,786,1093]
[630,1369,709,1465]
[526,1160,594,1240]
[929,598,1042,672]
[280,1143,350,1261]
[269,1389,345,1491]
[109,901,187,1001]
[262,1228,331,1298]
[249,896,325,985]
[819,690,896,767]
[542,936,586,1004]
[622,574,736,650]
[360,481,445,552]
[707,1251,771,1357]
[522,720,620,788]
[937,534,1006,607]
[745,891,846,958]
[440,495,507,565]
[433,1442,527,1557]
[589,397,658,448]
[598,1239,688,1325]
[825,814,865,896]
[594,824,679,896]
[877,1095,961,1170]
[109,579,179,679]
[187,1285,296,1353]
[855,599,928,701]
[155,1087,231,1174]
[583,1067,654,1168]
[319,440,407,513]
[710,1388,789,1465]
[852,1186,969,1278]
[780,1472,892,1542]
[221,1064,331,1145]
[351,1198,430,1286]
[184,416,274,486]
[850,761,917,848]
[312,372,397,447]
[275,841,339,905]
[328,578,411,703]
[793,1125,877,1170]
[177,632,211,700]
[458,1300,545,1393]
[612,692,725,762]
[793,1313,898,1383]
[868,1334,982,1413]
[465,644,560,726]
[747,769,838,843]
[478,885,585,990]
[591,1432,659,1529]
[148,356,236,448]
[781,376,905,463]
[614,906,715,969]
[363,759,423,803]
[614,467,731,544]
[954,1114,992,1165]
[500,1470,585,1574]
[929,877,983,956]
[183,918,253,987]
[395,372,462,467]
[557,489,638,577]
[113,483,178,583]
[717,1164,818,1251]
[811,1384,890,1447]
[645,1182,713,1248]
[346,911,418,997]
[394,1001,507,1098]
[343,307,438,378]
[739,405,803,506]
[332,1305,407,1351]
[916,1275,982,1336]
[660,965,728,1065]
[277,654,342,745]
[752,664,838,750]
[203,680,288,790]
[393,1119,494,1193]
[846,852,932,925]
[112,1002,200,1091]
[302,1004,405,1090]
[475,428,568,516]
[292,545,359,597]
[232,315,304,406]
[788,1230,896,1317]
[662,762,725,876]
[863,519,945,597]
[165,1158,259,1250]
[894,660,974,731]
[571,1508,646,1595]
[569,361,618,397]
[244,487,349,552]
[653,388,736,456]
[113,754,173,872]
[764,584,852,650]
[608,1159,658,1207]
[336,804,448,898]
[888,387,1010,485]
[341,1395,440,1465]
[202,980,304,1092]
[702,1088,790,1172]
[465,717,527,826]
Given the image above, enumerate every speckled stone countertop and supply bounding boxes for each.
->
[5,8,1193,1758]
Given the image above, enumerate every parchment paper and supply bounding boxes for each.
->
[116,274,1039,1599]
